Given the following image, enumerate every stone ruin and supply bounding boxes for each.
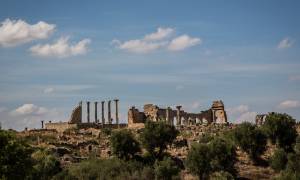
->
[45,99,123,132]
[128,100,227,128]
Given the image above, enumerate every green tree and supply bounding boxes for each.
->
[0,130,33,179]
[208,138,236,176]
[154,157,180,180]
[140,121,179,159]
[185,143,211,180]
[186,137,237,180]
[270,148,288,172]
[110,129,140,160]
[30,149,61,180]
[262,113,297,151]
[233,122,267,162]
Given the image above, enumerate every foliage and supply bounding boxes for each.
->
[186,143,211,180]
[262,113,297,151]
[208,138,236,175]
[110,129,141,160]
[294,135,300,154]
[232,122,267,162]
[140,121,179,159]
[56,158,154,180]
[209,171,234,180]
[30,149,61,180]
[185,137,236,180]
[270,148,288,172]
[0,130,33,180]
[154,157,180,180]
[102,128,112,136]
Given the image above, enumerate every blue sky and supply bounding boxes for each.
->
[0,0,300,130]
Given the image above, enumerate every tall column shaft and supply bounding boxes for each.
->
[79,101,82,123]
[95,102,98,123]
[176,106,182,126]
[108,100,111,124]
[101,101,105,127]
[166,107,170,125]
[114,99,119,128]
[87,101,90,123]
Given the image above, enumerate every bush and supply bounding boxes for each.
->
[262,113,297,151]
[232,122,267,162]
[154,157,180,180]
[208,138,236,176]
[294,135,300,154]
[140,121,179,159]
[185,137,236,180]
[270,148,287,172]
[186,143,211,180]
[30,149,61,180]
[209,171,234,180]
[58,158,153,180]
[102,128,112,136]
[0,130,33,179]
[110,129,140,160]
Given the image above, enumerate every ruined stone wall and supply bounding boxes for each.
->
[45,122,78,133]
[69,103,82,124]
[128,107,146,124]
[128,100,228,126]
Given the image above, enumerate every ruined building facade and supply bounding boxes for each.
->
[45,99,124,132]
[128,100,227,127]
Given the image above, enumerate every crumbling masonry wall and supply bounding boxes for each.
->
[128,100,227,127]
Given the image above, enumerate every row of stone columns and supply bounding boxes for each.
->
[84,99,119,127]
[165,106,182,126]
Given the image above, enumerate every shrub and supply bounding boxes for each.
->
[209,171,234,180]
[185,143,211,180]
[60,158,151,180]
[102,128,112,136]
[262,113,297,151]
[270,148,287,172]
[232,122,267,162]
[140,121,179,159]
[294,135,300,154]
[208,138,236,176]
[0,130,33,179]
[30,149,61,180]
[154,157,180,180]
[186,137,236,180]
[110,129,140,160]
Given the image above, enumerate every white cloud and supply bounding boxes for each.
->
[113,27,201,53]
[236,111,257,123]
[278,100,300,109]
[227,105,249,115]
[30,37,91,58]
[0,19,55,47]
[44,87,54,94]
[227,105,256,123]
[144,27,174,41]
[167,35,201,51]
[277,37,293,49]
[11,104,49,116]
[118,39,166,53]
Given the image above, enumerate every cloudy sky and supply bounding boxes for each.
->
[0,0,300,130]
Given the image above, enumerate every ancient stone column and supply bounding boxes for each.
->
[108,100,112,124]
[114,99,119,128]
[101,101,105,127]
[87,101,90,123]
[79,101,83,123]
[166,107,170,125]
[41,120,44,129]
[176,106,182,126]
[94,102,98,123]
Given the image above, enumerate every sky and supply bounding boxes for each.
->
[0,0,300,130]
